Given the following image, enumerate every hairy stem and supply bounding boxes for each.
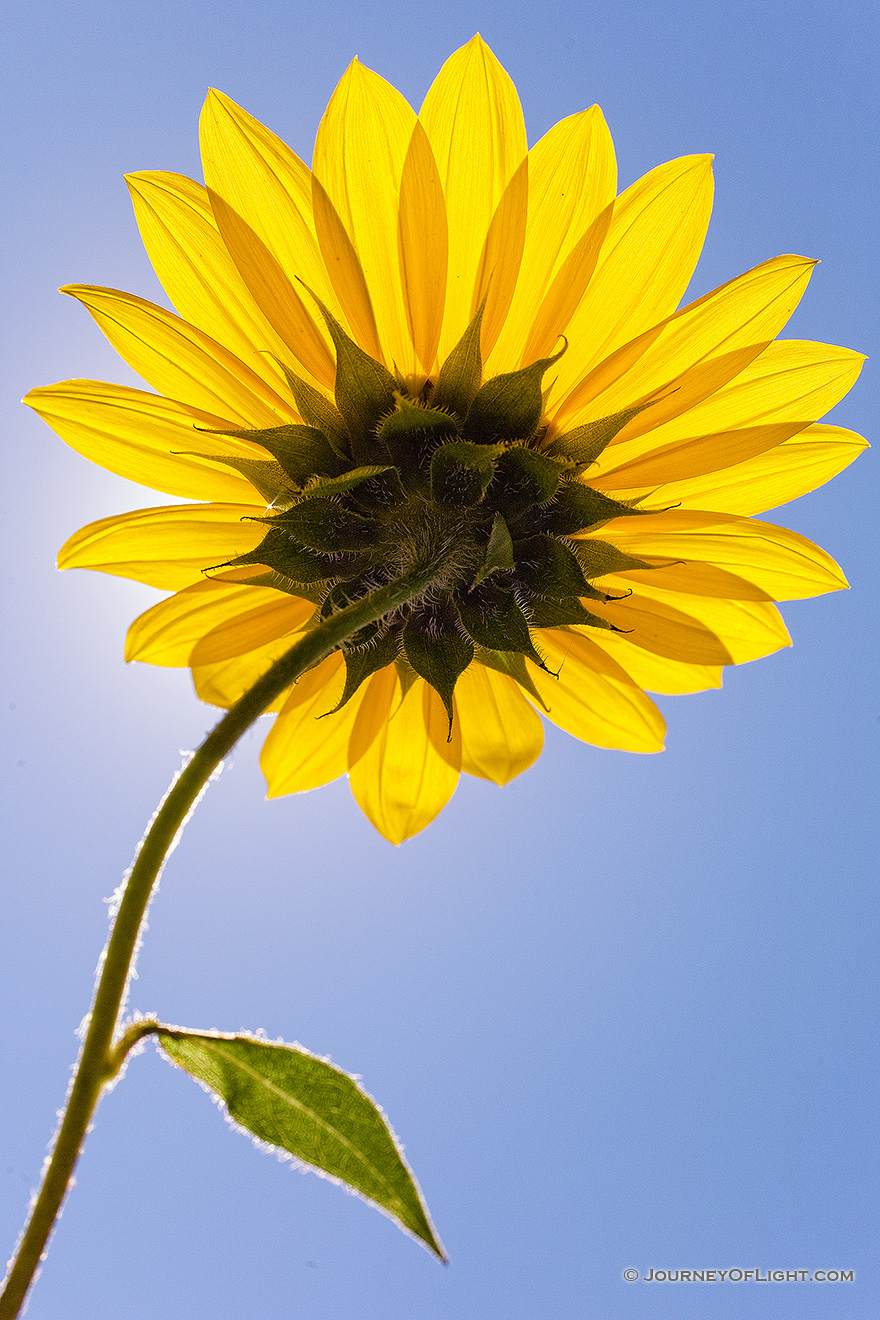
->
[0,564,437,1319]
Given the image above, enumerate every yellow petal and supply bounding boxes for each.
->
[588,588,790,664]
[348,679,460,843]
[654,423,869,516]
[62,285,291,426]
[58,503,263,589]
[587,632,723,693]
[587,593,734,664]
[488,105,617,372]
[313,59,419,373]
[591,508,849,599]
[419,35,528,361]
[592,339,864,487]
[199,89,338,389]
[262,653,370,794]
[398,121,449,375]
[548,155,714,407]
[554,254,815,431]
[456,664,544,783]
[189,598,312,665]
[529,631,666,751]
[472,156,529,360]
[192,629,308,713]
[126,577,310,666]
[126,171,293,391]
[25,380,263,502]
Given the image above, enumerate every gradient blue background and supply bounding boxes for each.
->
[2,2,877,1316]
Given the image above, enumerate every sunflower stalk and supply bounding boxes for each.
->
[0,561,447,1320]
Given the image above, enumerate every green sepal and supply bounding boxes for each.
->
[525,593,620,630]
[544,399,660,464]
[311,302,397,462]
[328,626,402,713]
[226,528,330,584]
[431,302,485,421]
[455,581,544,666]
[215,567,325,604]
[514,534,592,598]
[547,480,646,535]
[278,363,350,458]
[157,1029,445,1259]
[492,445,564,518]
[184,452,292,503]
[473,647,550,710]
[463,343,565,444]
[378,397,458,491]
[430,441,497,505]
[473,512,514,586]
[571,538,657,578]
[402,606,474,733]
[268,498,376,553]
[300,465,395,500]
[197,422,348,486]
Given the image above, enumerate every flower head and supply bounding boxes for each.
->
[29,37,866,841]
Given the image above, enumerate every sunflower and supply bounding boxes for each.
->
[27,36,865,843]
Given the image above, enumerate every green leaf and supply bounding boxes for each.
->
[157,1029,445,1259]
[473,512,514,586]
[430,441,497,505]
[463,343,565,444]
[431,302,485,420]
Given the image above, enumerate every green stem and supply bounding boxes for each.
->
[0,564,436,1320]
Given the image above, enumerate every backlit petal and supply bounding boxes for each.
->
[262,653,370,794]
[588,632,723,693]
[126,171,293,390]
[398,121,448,375]
[586,589,790,664]
[419,35,528,361]
[456,664,544,783]
[349,680,460,843]
[549,155,714,405]
[313,60,418,373]
[591,508,848,599]
[25,380,265,502]
[199,89,338,388]
[489,105,617,373]
[126,577,311,666]
[58,503,263,589]
[62,285,292,426]
[529,631,666,751]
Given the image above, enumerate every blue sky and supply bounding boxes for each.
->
[1,1,877,1317]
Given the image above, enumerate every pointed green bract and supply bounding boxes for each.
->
[493,446,564,518]
[229,528,329,584]
[549,480,645,535]
[473,512,514,585]
[515,534,592,598]
[157,1030,445,1259]
[379,397,457,490]
[270,498,374,553]
[431,303,485,420]
[455,582,542,662]
[430,441,497,505]
[402,608,474,730]
[185,452,292,503]
[463,344,565,444]
[571,537,657,577]
[331,627,402,712]
[311,302,397,461]
[199,422,348,485]
[279,364,350,457]
[545,399,661,464]
[525,594,618,630]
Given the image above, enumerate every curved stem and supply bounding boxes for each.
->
[0,565,436,1320]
